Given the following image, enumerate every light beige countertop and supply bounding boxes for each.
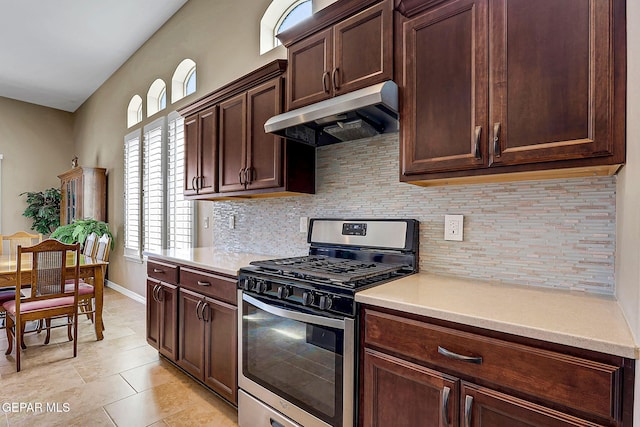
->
[146,248,283,277]
[356,273,639,359]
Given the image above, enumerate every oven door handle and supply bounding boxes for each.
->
[242,293,346,330]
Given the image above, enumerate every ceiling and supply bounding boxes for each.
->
[0,0,188,112]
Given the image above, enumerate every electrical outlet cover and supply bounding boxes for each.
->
[444,214,463,241]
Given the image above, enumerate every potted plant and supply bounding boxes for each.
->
[50,219,115,250]
[20,187,61,235]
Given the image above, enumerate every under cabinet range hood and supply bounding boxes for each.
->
[264,80,398,146]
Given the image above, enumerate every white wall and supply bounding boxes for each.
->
[615,0,640,422]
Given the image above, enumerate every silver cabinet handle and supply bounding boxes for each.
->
[197,280,211,287]
[238,168,245,186]
[152,285,159,302]
[202,302,210,322]
[438,346,483,364]
[152,268,163,273]
[474,126,482,159]
[332,67,340,90]
[191,176,197,191]
[493,122,501,157]
[464,395,473,427]
[441,386,451,426]
[195,300,203,321]
[322,71,330,93]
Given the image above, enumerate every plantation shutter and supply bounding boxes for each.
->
[167,113,193,249]
[124,131,142,258]
[143,118,165,254]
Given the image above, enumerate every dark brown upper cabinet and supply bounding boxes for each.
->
[278,0,393,110]
[184,106,217,197]
[398,0,626,186]
[178,60,315,200]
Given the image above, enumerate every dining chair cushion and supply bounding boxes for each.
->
[3,296,75,315]
[0,289,17,304]
[64,283,94,295]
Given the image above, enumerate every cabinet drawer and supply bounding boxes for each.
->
[147,260,179,285]
[363,308,622,421]
[180,267,237,305]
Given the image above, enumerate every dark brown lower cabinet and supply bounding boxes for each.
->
[360,306,633,427]
[146,278,177,360]
[178,287,238,404]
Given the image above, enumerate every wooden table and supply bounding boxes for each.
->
[0,253,109,340]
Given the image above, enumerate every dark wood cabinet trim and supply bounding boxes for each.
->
[177,60,287,117]
[276,0,383,47]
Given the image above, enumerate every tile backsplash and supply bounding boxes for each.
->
[212,134,616,294]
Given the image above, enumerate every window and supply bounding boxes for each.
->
[124,114,193,260]
[260,0,317,54]
[127,95,143,128]
[147,79,167,117]
[275,0,312,39]
[124,131,142,258]
[171,59,197,103]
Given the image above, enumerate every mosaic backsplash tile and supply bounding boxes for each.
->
[212,134,616,294]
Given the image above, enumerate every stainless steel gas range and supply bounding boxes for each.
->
[237,218,419,427]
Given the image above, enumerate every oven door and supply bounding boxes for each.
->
[239,291,354,427]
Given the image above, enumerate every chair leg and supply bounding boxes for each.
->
[16,321,22,372]
[44,318,52,345]
[5,316,14,356]
[67,316,73,341]
[20,323,26,350]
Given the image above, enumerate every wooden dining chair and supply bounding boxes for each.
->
[2,231,43,256]
[83,232,98,258]
[2,239,81,372]
[76,233,111,326]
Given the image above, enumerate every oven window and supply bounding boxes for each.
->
[243,299,344,425]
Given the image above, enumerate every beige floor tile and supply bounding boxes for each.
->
[0,286,239,427]
[104,381,203,427]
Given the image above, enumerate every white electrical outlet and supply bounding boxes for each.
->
[300,217,309,233]
[444,214,464,241]
[204,217,210,229]
[228,215,235,230]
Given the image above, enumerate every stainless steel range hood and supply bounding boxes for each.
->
[264,80,398,146]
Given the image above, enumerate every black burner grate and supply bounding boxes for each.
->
[250,255,406,284]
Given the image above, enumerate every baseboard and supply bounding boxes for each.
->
[106,280,146,304]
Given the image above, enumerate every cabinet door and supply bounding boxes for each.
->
[203,298,238,404]
[218,93,247,193]
[401,0,488,175]
[198,106,218,195]
[333,0,393,96]
[287,28,333,110]
[146,279,161,349]
[362,349,459,427]
[489,0,614,166]
[158,282,178,361]
[461,382,606,427]
[246,78,283,191]
[183,114,199,196]
[177,288,205,380]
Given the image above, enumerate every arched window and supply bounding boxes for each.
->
[171,59,197,103]
[260,0,317,55]
[147,79,167,117]
[275,0,312,40]
[127,95,143,128]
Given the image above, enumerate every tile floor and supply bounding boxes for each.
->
[0,287,239,427]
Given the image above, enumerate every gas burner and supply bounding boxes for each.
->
[250,255,407,286]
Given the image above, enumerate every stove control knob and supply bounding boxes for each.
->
[302,291,314,306]
[277,286,290,299]
[256,280,270,294]
[242,277,254,291]
[319,295,333,311]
